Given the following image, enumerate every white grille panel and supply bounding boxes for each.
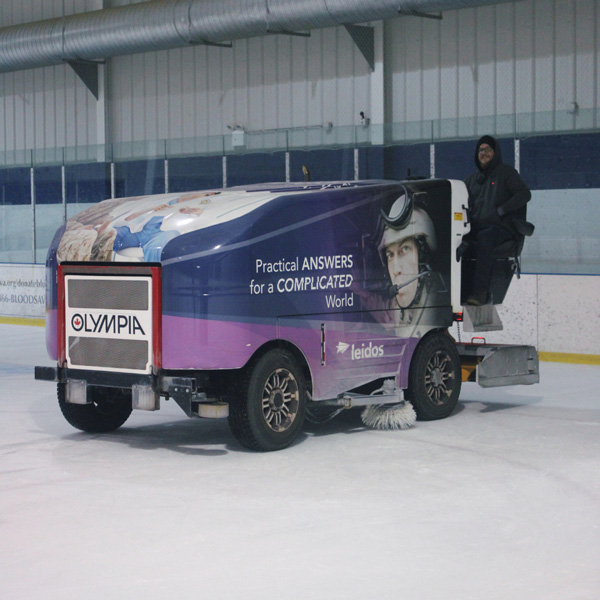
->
[68,337,149,371]
[67,279,149,310]
[65,275,153,374]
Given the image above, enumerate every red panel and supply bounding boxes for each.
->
[58,263,162,371]
[57,265,66,367]
[151,266,162,370]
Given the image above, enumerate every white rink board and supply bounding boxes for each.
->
[451,273,600,356]
[538,274,600,355]
[0,263,45,318]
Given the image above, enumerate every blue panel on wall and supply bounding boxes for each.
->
[435,137,516,183]
[0,167,31,205]
[384,144,430,181]
[227,152,286,187]
[34,166,63,205]
[169,156,222,192]
[435,140,476,182]
[358,147,385,180]
[115,159,165,198]
[499,138,515,170]
[289,149,354,182]
[521,133,600,190]
[65,162,111,204]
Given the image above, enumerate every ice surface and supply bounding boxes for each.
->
[1,323,599,600]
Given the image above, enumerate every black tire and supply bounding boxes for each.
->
[228,349,307,451]
[58,384,133,433]
[406,332,461,421]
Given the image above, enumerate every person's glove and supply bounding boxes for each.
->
[456,241,470,261]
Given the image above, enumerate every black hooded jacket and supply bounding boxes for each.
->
[464,135,531,234]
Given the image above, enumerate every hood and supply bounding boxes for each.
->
[53,181,380,264]
[55,188,283,263]
[474,134,503,173]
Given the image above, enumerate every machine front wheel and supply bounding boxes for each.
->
[406,332,461,421]
[228,349,307,451]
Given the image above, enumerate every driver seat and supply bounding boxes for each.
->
[461,231,528,306]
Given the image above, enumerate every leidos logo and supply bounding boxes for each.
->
[71,313,146,336]
[336,341,350,354]
[351,342,384,360]
[337,340,385,360]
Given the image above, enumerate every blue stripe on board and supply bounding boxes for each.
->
[227,152,286,187]
[290,148,355,182]
[358,146,385,180]
[0,167,31,205]
[115,159,166,197]
[169,155,223,192]
[1,132,599,202]
[65,162,111,204]
[32,166,63,205]
[435,137,516,183]
[520,133,600,189]
[383,143,430,181]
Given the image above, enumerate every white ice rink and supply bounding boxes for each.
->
[1,322,599,600]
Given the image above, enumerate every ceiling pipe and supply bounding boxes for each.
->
[0,0,516,74]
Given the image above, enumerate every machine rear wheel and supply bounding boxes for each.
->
[228,349,307,451]
[58,384,133,433]
[406,332,461,421]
